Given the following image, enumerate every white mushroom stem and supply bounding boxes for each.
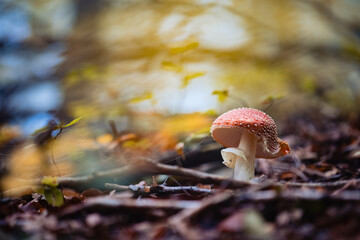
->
[220,130,258,181]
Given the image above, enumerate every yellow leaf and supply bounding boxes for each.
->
[170,42,199,54]
[122,139,150,150]
[212,90,228,103]
[62,116,83,128]
[161,61,183,72]
[129,92,153,104]
[41,176,59,187]
[96,134,113,145]
[181,72,205,88]
[121,140,137,148]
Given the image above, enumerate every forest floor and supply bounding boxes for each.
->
[1,116,360,240]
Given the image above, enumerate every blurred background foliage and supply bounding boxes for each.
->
[1,0,360,194]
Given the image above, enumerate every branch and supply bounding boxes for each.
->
[105,182,217,195]
[56,159,250,190]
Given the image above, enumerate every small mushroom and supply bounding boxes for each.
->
[210,108,290,181]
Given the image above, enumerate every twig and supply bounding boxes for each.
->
[55,159,250,190]
[331,179,357,196]
[169,176,191,196]
[105,183,216,194]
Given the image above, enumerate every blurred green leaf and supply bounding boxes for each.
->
[44,186,64,207]
[62,116,84,128]
[41,176,63,207]
[41,176,59,187]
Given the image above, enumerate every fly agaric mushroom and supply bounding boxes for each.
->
[210,108,290,181]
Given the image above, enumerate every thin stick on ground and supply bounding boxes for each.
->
[105,182,217,194]
[55,159,250,190]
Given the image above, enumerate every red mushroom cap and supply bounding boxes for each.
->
[210,108,289,158]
